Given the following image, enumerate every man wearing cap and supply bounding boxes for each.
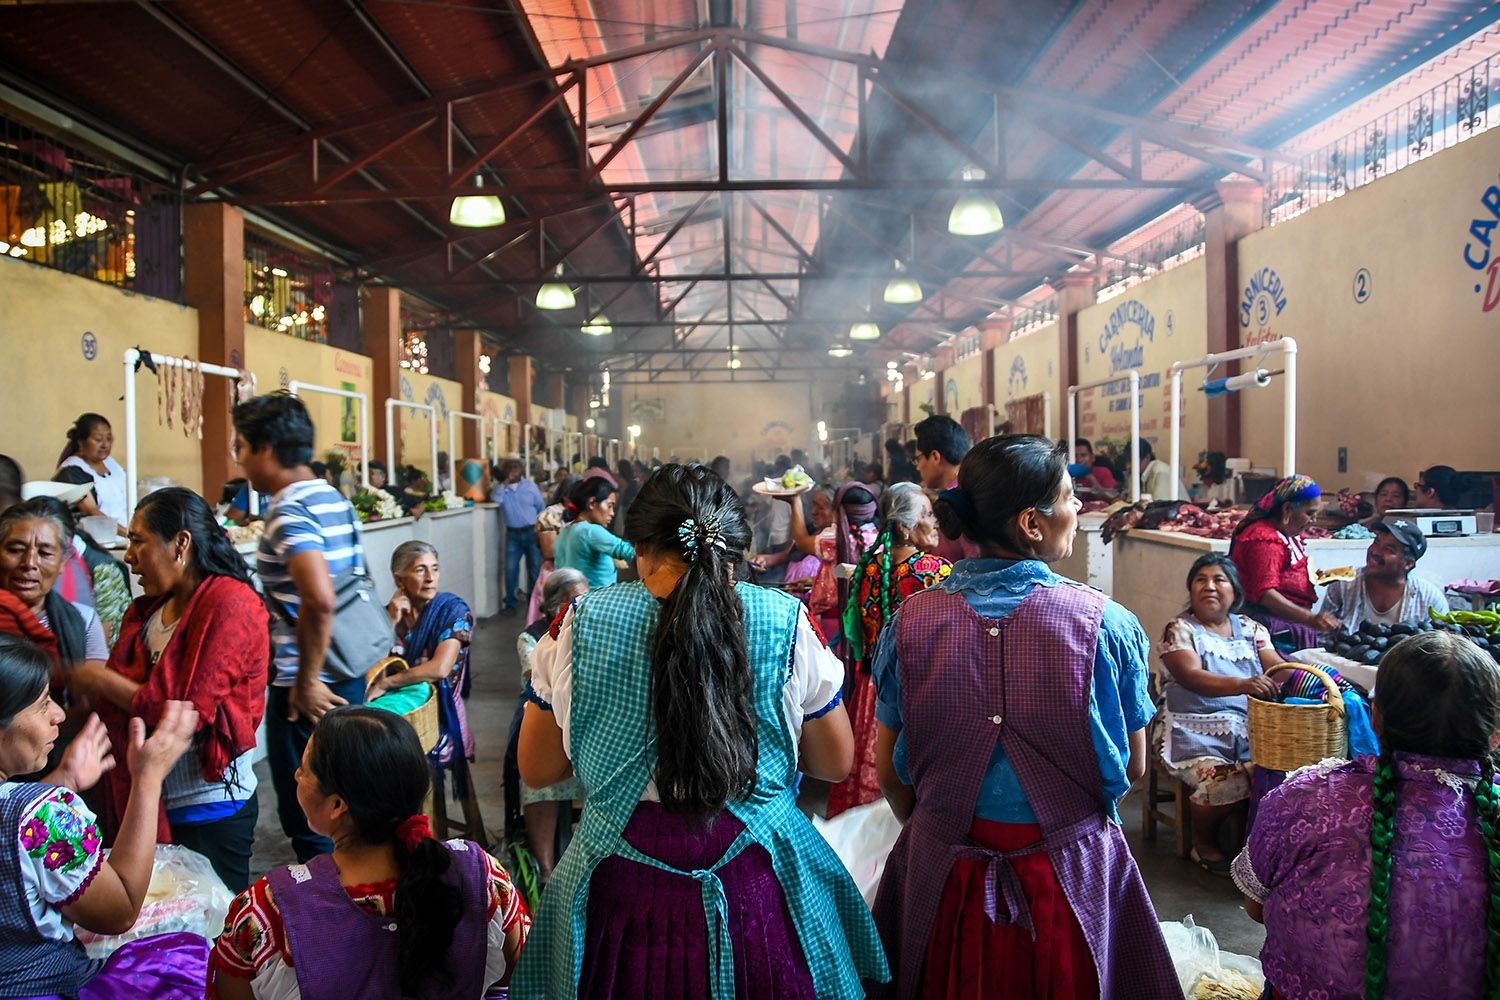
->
[1317,519,1451,630]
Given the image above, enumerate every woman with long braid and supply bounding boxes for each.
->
[828,483,949,819]
[1234,630,1500,999]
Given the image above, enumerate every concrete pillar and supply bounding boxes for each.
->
[454,329,483,457]
[1195,181,1266,456]
[570,383,592,452]
[1052,271,1097,408]
[361,286,401,471]
[508,356,533,428]
[182,202,245,496]
[545,372,567,410]
[980,318,1012,437]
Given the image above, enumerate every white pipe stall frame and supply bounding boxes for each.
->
[123,349,253,516]
[383,399,439,490]
[287,381,371,491]
[1067,371,1141,502]
[1168,337,1298,501]
[521,423,532,477]
[446,410,483,490]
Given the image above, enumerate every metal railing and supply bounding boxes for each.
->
[1010,296,1059,338]
[1097,215,1207,302]
[1265,55,1496,227]
[244,232,333,343]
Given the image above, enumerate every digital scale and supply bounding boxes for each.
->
[1384,509,1478,538]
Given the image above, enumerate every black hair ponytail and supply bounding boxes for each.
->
[624,464,757,818]
[309,708,463,995]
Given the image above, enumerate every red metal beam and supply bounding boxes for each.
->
[315,116,438,193]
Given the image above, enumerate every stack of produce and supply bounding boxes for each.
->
[1321,609,1500,668]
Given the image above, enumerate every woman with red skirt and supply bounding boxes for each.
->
[869,435,1178,998]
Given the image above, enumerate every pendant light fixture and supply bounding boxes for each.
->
[449,175,507,228]
[580,313,612,336]
[883,260,923,304]
[827,343,853,358]
[849,320,881,341]
[535,265,575,310]
[948,165,1004,236]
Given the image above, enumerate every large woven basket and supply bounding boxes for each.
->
[364,656,440,753]
[1248,662,1347,772]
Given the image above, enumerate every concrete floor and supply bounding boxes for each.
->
[248,610,1266,960]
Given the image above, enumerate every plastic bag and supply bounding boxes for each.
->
[74,844,232,959]
[1158,915,1264,999]
[811,798,902,908]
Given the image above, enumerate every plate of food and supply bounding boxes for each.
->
[752,466,815,497]
[1312,566,1358,586]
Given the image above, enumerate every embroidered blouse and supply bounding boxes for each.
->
[5,783,104,944]
[854,550,951,656]
[208,843,530,999]
[1230,519,1316,609]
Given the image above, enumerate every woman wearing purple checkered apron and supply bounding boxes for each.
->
[514,463,888,998]
[869,435,1179,998]
[0,635,206,999]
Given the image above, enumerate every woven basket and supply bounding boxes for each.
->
[365,656,440,753]
[1248,662,1347,772]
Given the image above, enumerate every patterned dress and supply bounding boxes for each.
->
[1234,753,1492,999]
[826,550,950,819]
[208,842,529,999]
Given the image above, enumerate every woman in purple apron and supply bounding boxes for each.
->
[208,707,529,999]
[0,635,205,1000]
[869,435,1178,998]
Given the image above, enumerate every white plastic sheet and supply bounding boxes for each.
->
[75,844,232,959]
[811,798,902,907]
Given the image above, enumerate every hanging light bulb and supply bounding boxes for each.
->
[580,314,612,336]
[585,417,596,429]
[535,265,575,310]
[849,321,881,341]
[883,260,923,304]
[948,165,1004,236]
[827,343,853,358]
[449,175,507,228]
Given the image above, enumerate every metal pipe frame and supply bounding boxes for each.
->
[1067,371,1141,502]
[123,349,252,516]
[383,398,440,490]
[287,380,371,491]
[1169,338,1297,500]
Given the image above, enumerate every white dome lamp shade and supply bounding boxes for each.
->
[827,343,854,358]
[449,175,507,228]
[535,265,575,310]
[580,314,613,336]
[849,320,881,341]
[947,165,1004,236]
[883,260,923,304]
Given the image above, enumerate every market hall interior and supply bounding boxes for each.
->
[2,1,1500,998]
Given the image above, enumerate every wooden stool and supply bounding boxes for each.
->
[432,763,489,845]
[1142,752,1192,859]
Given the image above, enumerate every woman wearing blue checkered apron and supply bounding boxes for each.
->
[514,463,888,999]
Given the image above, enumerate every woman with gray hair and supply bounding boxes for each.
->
[369,540,476,794]
[0,500,110,721]
[830,481,951,818]
[510,567,589,883]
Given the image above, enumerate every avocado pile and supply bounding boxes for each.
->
[1321,618,1500,667]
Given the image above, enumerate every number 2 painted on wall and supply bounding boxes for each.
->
[1353,268,1372,304]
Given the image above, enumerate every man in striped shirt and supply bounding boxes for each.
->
[233,393,367,861]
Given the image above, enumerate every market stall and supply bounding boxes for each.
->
[1112,527,1500,671]
[1056,511,1114,594]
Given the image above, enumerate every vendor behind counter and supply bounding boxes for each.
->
[1229,475,1340,652]
[1318,519,1450,631]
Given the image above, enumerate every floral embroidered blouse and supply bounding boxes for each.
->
[853,550,951,657]
[208,843,530,999]
[5,783,104,944]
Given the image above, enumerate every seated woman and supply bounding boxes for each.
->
[208,707,530,999]
[0,500,110,718]
[1158,554,1282,873]
[371,541,476,795]
[1229,475,1340,651]
[66,488,269,893]
[553,478,633,590]
[829,482,949,819]
[1360,476,1410,528]
[46,473,132,649]
[1235,631,1500,999]
[0,635,204,997]
[525,499,568,623]
[55,413,128,534]
[513,568,588,883]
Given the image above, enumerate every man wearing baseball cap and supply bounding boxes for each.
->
[1317,518,1451,630]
